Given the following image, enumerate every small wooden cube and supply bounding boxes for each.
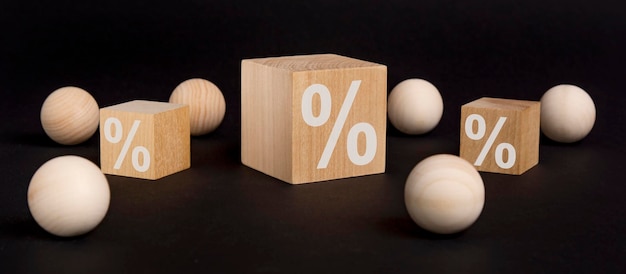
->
[241,54,387,184]
[100,100,190,180]
[460,97,540,175]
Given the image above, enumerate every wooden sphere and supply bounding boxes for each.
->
[405,154,485,234]
[28,155,110,237]
[540,84,596,143]
[169,78,226,136]
[40,86,100,145]
[388,79,443,135]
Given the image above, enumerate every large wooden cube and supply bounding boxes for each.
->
[241,54,387,184]
[100,100,190,180]
[460,97,540,175]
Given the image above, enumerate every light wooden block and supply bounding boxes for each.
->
[241,54,387,184]
[100,100,190,180]
[460,97,540,175]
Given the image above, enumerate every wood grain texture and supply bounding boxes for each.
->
[242,54,387,184]
[387,78,443,135]
[169,78,226,136]
[40,86,100,145]
[540,84,596,143]
[405,154,484,234]
[460,97,540,175]
[99,100,190,180]
[27,155,110,237]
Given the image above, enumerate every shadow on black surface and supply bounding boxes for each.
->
[377,217,467,240]
[0,215,102,242]
[189,137,240,167]
[4,131,100,149]
[189,129,223,140]
[386,122,441,138]
[0,216,52,240]
[224,140,242,165]
[538,133,598,148]
[5,132,58,147]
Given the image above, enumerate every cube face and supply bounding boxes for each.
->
[460,97,540,175]
[100,100,190,180]
[242,54,387,184]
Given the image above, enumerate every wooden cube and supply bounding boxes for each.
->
[460,97,540,175]
[100,100,190,180]
[241,54,387,184]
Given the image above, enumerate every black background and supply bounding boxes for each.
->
[2,0,626,273]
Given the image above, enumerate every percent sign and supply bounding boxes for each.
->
[301,80,377,169]
[464,114,516,169]
[103,117,151,172]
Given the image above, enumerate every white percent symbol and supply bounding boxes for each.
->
[464,114,516,169]
[103,117,151,172]
[301,80,377,169]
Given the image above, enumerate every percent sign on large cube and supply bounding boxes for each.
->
[100,100,190,180]
[241,54,387,184]
[459,97,540,175]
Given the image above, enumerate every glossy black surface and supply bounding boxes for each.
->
[2,1,625,273]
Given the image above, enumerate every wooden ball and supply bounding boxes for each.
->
[388,79,443,135]
[28,155,110,237]
[169,78,226,136]
[540,84,596,143]
[40,86,99,145]
[405,154,485,234]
